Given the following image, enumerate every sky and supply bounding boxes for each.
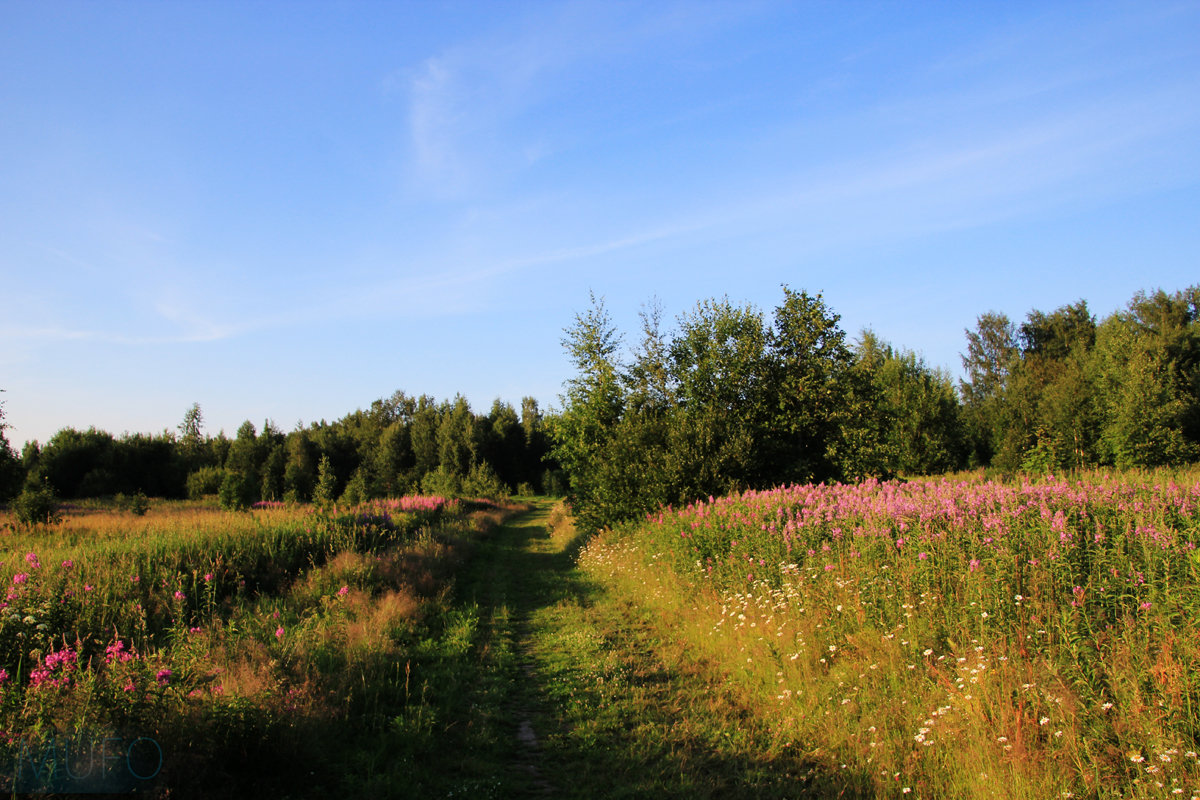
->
[2,1,1199,447]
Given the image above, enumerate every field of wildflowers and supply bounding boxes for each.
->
[581,471,1200,799]
[0,495,514,796]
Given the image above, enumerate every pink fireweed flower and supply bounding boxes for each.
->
[29,647,78,689]
[189,626,202,634]
[60,559,73,569]
[0,669,8,683]
[204,573,213,582]
[131,575,140,583]
[173,590,186,601]
[969,559,981,572]
[25,553,40,569]
[918,552,929,561]
[156,669,171,686]
[275,627,285,639]
[12,573,28,586]
[1140,601,1153,611]
[105,640,134,664]
[337,585,349,597]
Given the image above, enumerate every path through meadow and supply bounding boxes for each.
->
[454,499,861,798]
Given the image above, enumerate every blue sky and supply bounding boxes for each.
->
[2,1,1198,447]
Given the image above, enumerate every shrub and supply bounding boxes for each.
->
[187,466,226,499]
[218,470,254,511]
[313,455,338,509]
[461,462,510,499]
[114,490,151,516]
[420,467,461,498]
[13,481,60,525]
[338,468,370,507]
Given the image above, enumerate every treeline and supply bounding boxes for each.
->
[0,392,559,507]
[552,285,1200,530]
[962,286,1200,472]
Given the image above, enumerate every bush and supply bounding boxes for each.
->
[420,467,461,498]
[187,466,226,500]
[114,490,150,516]
[218,471,254,511]
[338,468,370,507]
[313,456,338,509]
[462,462,510,499]
[13,481,60,525]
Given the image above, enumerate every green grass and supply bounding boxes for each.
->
[578,470,1200,799]
[13,474,1190,798]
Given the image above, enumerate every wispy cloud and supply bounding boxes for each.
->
[399,2,755,200]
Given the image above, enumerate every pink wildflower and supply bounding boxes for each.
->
[12,573,28,586]
[25,553,40,569]
[1140,601,1153,611]
[0,669,8,684]
[156,669,171,686]
[29,647,78,689]
[174,590,186,601]
[204,573,213,582]
[337,585,349,597]
[275,627,285,639]
[60,559,73,569]
[105,640,134,664]
[918,552,929,561]
[969,559,981,572]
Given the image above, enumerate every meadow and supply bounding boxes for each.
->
[0,495,521,797]
[579,470,1200,799]
[2,469,1199,798]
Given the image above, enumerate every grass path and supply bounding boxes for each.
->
[447,499,866,798]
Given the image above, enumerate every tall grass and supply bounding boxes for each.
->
[581,470,1200,798]
[0,494,504,797]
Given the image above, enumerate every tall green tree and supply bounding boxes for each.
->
[960,312,1018,467]
[410,395,442,481]
[437,396,476,478]
[177,403,208,471]
[1093,289,1200,467]
[668,297,769,497]
[549,293,626,529]
[373,419,415,496]
[765,287,854,483]
[854,332,965,476]
[283,428,317,502]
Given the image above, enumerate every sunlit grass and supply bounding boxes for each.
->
[0,494,515,797]
[580,469,1200,799]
